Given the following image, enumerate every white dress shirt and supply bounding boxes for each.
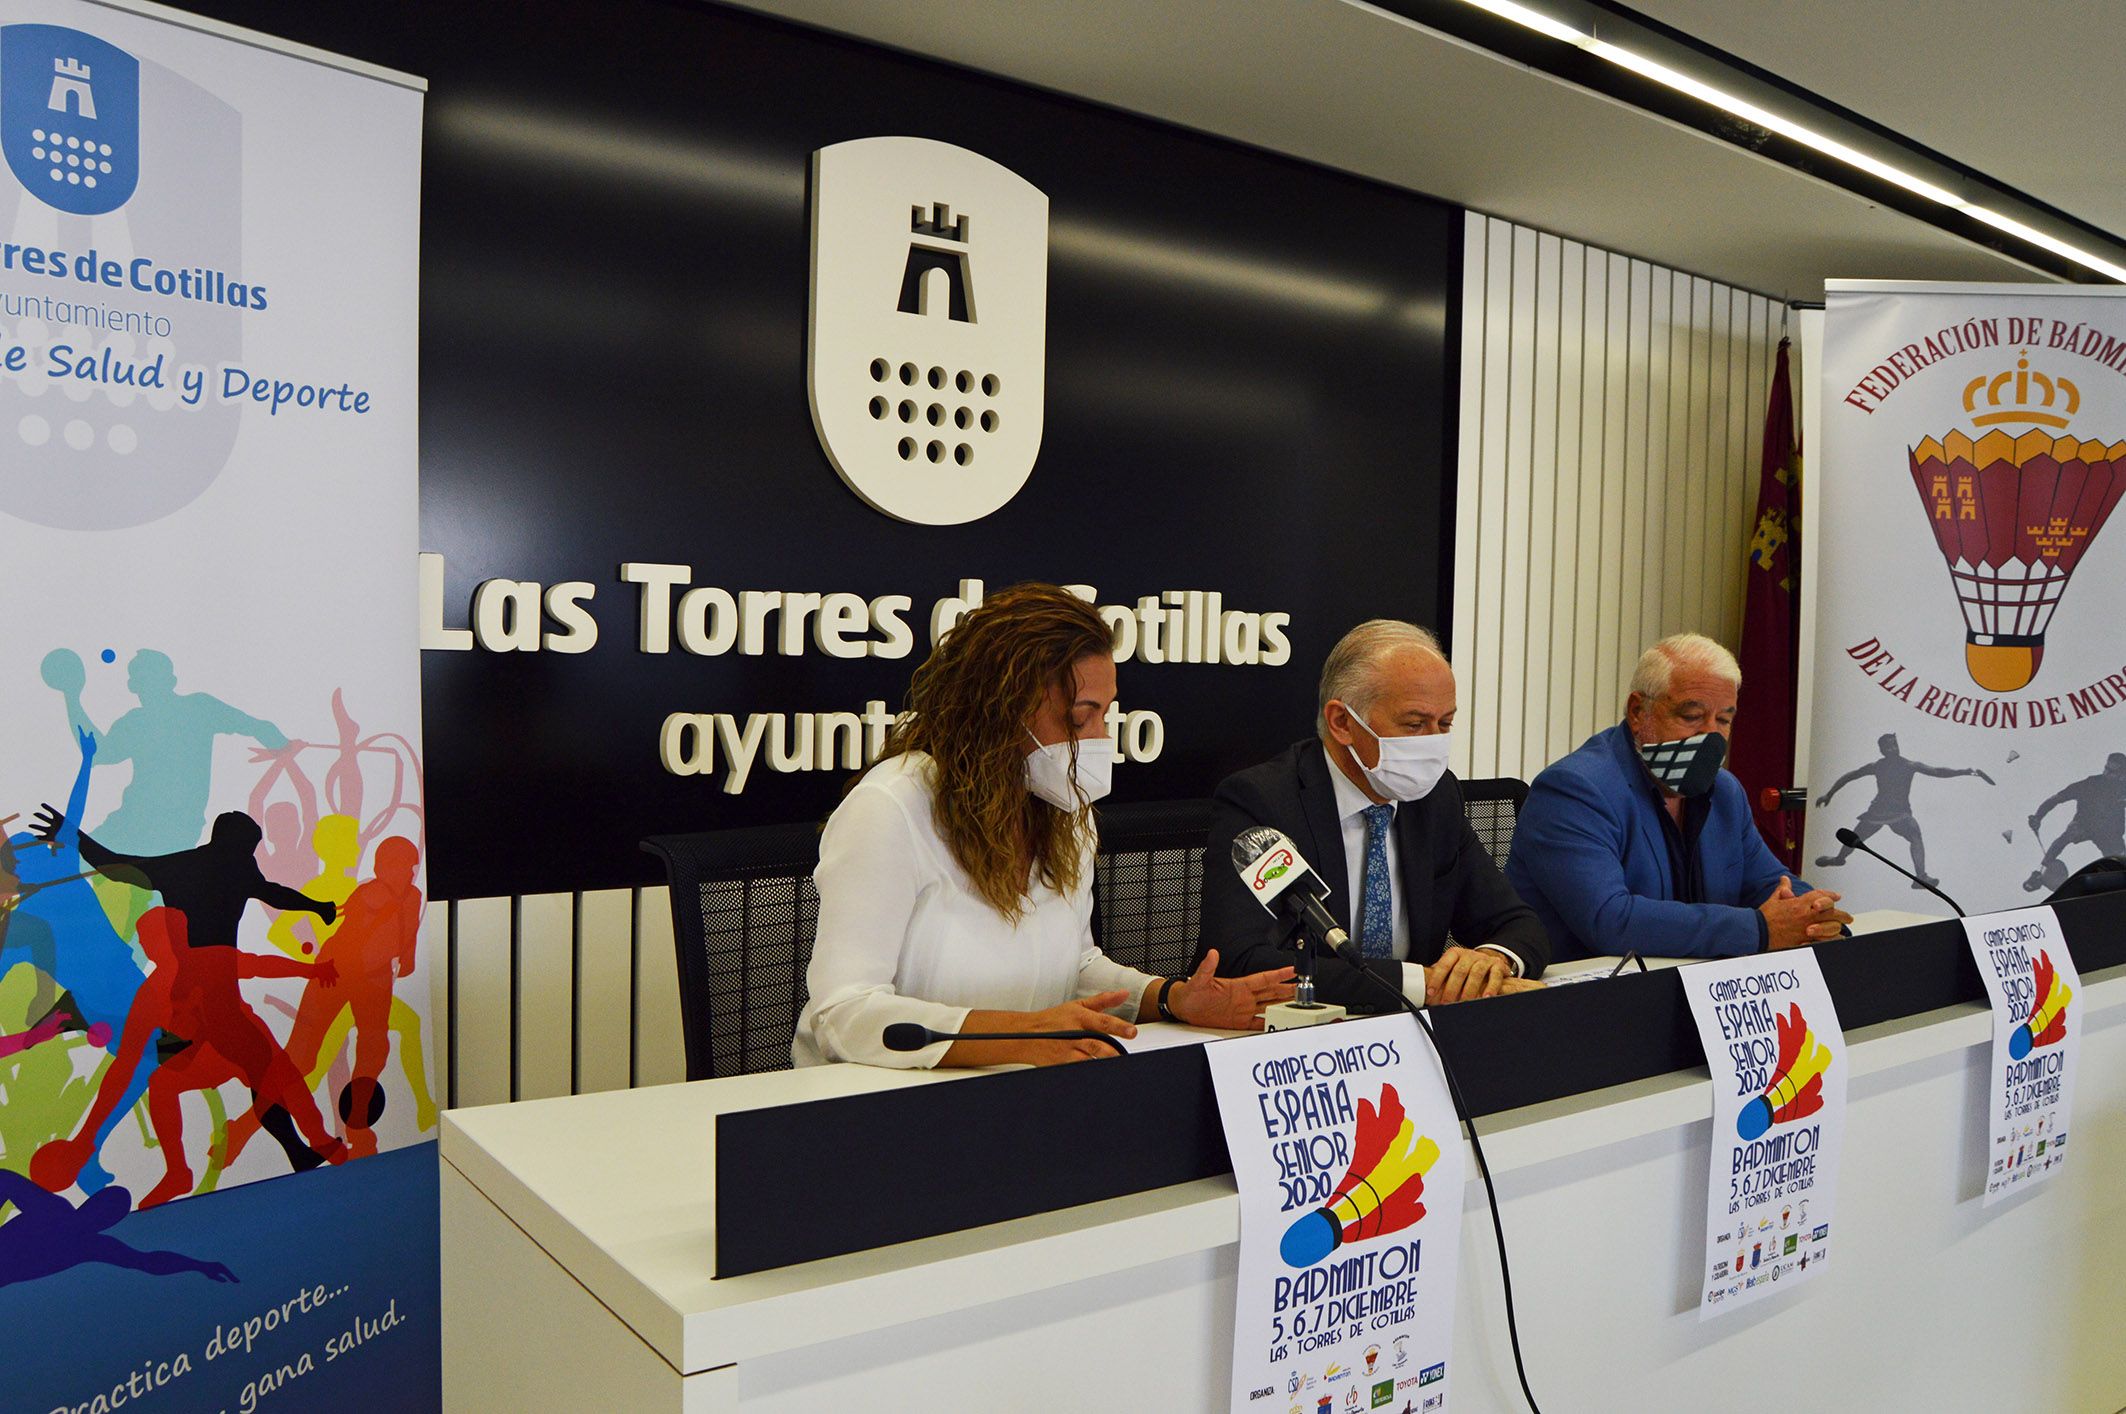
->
[1326,755,1522,1004]
[794,751,1158,1068]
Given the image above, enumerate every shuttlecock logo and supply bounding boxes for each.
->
[1908,353,2126,692]
[1737,1004,1831,1140]
[1279,1083,1437,1268]
[2008,949,2072,1060]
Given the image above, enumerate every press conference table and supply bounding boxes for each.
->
[439,921,2126,1413]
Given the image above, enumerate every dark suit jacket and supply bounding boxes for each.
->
[1197,739,1550,1010]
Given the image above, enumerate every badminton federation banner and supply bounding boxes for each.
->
[1683,950,1846,1320]
[1205,1016,1464,1414]
[1962,906,2080,1205]
[1807,283,2126,915]
[0,4,431,1410]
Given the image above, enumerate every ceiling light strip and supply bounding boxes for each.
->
[1456,0,2126,283]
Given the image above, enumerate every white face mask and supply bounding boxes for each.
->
[1346,713,1452,802]
[1024,731,1115,811]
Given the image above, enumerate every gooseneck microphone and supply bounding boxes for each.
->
[880,1022,1129,1056]
[1230,826,1351,954]
[1834,827,1966,917]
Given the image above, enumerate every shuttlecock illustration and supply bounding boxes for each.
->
[1908,355,2125,692]
[1737,1004,1832,1140]
[1279,1083,1438,1268]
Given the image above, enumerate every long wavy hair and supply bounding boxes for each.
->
[876,582,1114,919]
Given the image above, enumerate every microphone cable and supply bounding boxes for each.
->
[1346,963,1545,1414]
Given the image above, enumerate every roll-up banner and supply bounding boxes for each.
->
[1,3,433,1409]
[1808,282,2126,914]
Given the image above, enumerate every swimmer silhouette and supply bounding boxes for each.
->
[0,1171,235,1289]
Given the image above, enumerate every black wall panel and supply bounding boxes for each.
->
[171,0,1463,899]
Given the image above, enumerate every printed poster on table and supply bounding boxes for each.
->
[1,3,436,1410]
[1961,906,2081,1204]
[1206,1015,1464,1414]
[1682,950,1847,1320]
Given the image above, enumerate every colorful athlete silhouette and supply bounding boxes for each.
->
[0,1172,235,1289]
[2024,753,2126,893]
[30,800,338,1175]
[4,730,152,1193]
[228,836,425,1162]
[1814,733,1994,888]
[31,907,346,1208]
[44,648,287,856]
[44,648,286,938]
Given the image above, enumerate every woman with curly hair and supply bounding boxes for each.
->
[795,582,1295,1068]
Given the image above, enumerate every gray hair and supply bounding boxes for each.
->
[1317,620,1445,738]
[1629,633,1741,702]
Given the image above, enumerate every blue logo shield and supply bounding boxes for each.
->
[3,24,139,215]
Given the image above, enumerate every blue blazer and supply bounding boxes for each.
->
[1505,724,1816,962]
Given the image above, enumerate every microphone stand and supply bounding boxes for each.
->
[1836,828,1966,916]
[1264,909,1347,1030]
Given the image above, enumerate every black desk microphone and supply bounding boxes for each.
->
[881,1022,1129,1057]
[1834,827,1966,917]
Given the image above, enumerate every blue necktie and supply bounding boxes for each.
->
[1360,803,1395,959]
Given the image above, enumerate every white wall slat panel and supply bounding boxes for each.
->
[515,892,575,1102]
[450,896,513,1110]
[633,886,689,1089]
[1456,213,1784,785]
[575,888,636,1096]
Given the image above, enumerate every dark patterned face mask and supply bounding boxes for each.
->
[1639,731,1728,797]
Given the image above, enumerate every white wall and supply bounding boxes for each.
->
[1450,213,1789,783]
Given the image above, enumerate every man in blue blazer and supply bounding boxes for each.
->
[1507,634,1852,962]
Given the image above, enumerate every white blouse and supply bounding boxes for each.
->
[793,751,1158,1068]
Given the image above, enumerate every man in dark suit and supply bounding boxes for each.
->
[1199,621,1549,1011]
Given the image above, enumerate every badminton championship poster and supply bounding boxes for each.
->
[1961,906,2081,1205]
[0,4,434,1410]
[1682,950,1846,1320]
[1807,283,2126,914]
[1205,1016,1464,1414]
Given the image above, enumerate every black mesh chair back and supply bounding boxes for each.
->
[642,822,823,1081]
[1458,776,1530,868]
[1091,798,1212,977]
[643,798,1221,1080]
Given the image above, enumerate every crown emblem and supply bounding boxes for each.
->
[909,201,968,243]
[1964,352,2080,430]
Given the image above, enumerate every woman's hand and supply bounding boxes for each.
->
[1167,950,1297,1031]
[951,992,1138,1066]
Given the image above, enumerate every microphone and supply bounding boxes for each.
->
[1230,826,1351,953]
[880,1022,1129,1057]
[1834,827,1966,917]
